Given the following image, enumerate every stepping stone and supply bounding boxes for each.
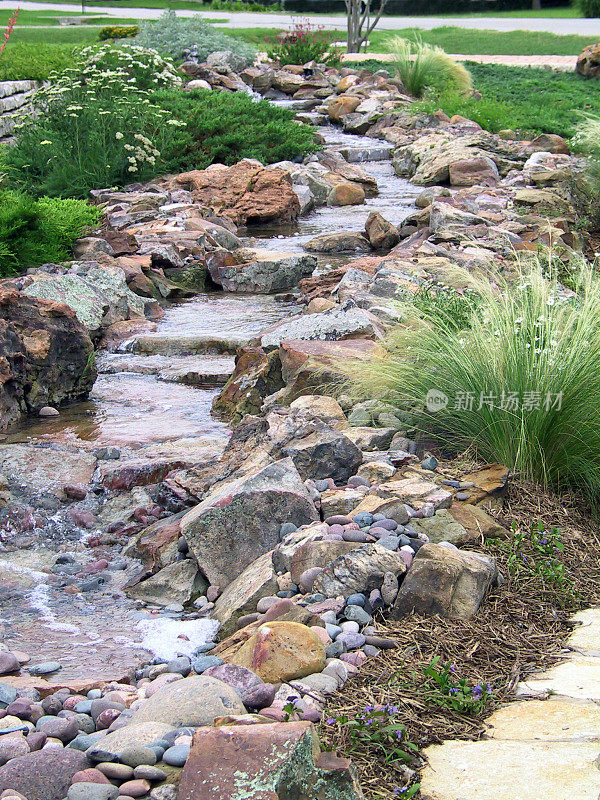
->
[419,739,600,800]
[567,608,600,656]
[485,697,600,742]
[517,655,600,701]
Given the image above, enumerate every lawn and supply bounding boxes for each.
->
[362,59,600,138]
[227,24,597,55]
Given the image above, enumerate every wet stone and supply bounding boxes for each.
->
[29,662,61,676]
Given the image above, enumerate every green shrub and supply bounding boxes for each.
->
[0,42,79,80]
[152,88,318,172]
[135,10,256,67]
[341,258,600,503]
[577,0,600,17]
[0,191,101,275]
[389,36,472,98]
[98,25,139,41]
[77,43,182,90]
[4,49,178,197]
[267,20,340,67]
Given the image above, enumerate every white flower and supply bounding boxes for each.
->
[115,132,124,140]
[40,140,52,145]
[128,166,138,172]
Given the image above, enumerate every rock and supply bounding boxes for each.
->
[212,552,279,637]
[289,540,361,585]
[119,747,157,768]
[23,265,149,337]
[202,664,264,705]
[130,676,245,728]
[365,212,400,249]
[87,723,173,762]
[127,560,206,608]
[312,544,407,599]
[304,231,371,254]
[208,249,316,293]
[410,509,472,546]
[328,95,362,122]
[261,301,383,349]
[327,182,365,207]
[0,289,96,431]
[0,655,19,677]
[0,736,29,765]
[173,161,301,226]
[0,747,88,800]
[527,133,570,155]
[213,346,283,422]
[162,744,190,767]
[67,786,119,800]
[177,721,362,799]
[181,458,318,588]
[392,542,498,619]
[448,156,499,186]
[282,428,362,485]
[223,622,326,683]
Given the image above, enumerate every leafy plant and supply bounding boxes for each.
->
[422,656,493,715]
[4,47,180,197]
[98,25,140,41]
[0,7,19,57]
[389,36,472,98]
[135,10,256,67]
[493,521,573,595]
[577,0,600,17]
[339,256,600,503]
[267,20,340,67]
[324,704,418,766]
[407,286,481,332]
[0,191,101,275]
[78,42,181,90]
[152,87,318,172]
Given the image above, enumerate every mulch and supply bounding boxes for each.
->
[319,474,600,798]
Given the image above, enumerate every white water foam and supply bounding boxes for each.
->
[136,617,220,661]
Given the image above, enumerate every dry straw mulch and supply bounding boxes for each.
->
[319,476,600,798]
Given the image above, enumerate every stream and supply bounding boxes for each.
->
[0,115,420,684]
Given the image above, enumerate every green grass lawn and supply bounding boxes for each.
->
[0,10,142,26]
[362,59,600,138]
[227,24,597,55]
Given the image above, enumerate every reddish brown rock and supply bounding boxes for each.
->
[0,289,96,431]
[576,43,600,79]
[177,722,362,800]
[212,346,283,423]
[172,161,301,226]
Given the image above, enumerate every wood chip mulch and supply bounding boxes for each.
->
[319,475,600,798]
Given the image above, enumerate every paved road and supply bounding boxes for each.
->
[3,0,600,34]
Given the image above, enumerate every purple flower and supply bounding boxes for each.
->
[449,664,457,674]
[449,688,459,695]
[396,729,403,740]
[472,684,483,698]
[326,718,336,725]
[364,704,375,713]
[486,684,493,694]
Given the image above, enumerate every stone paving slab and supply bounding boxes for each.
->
[420,608,600,799]
[419,739,600,800]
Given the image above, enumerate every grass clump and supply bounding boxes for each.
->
[135,10,256,67]
[0,192,101,275]
[341,258,600,503]
[0,42,80,80]
[388,36,472,98]
[153,88,318,172]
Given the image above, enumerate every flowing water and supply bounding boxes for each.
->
[0,117,419,682]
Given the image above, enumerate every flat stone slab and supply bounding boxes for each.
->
[419,739,600,800]
[517,655,600,701]
[485,697,600,742]
[567,608,600,656]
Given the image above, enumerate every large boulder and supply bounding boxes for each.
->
[130,676,246,727]
[127,559,207,607]
[260,301,383,349]
[281,426,362,485]
[173,160,301,226]
[304,231,371,254]
[22,264,149,336]
[313,544,407,599]
[576,43,600,79]
[212,346,283,422]
[208,248,316,293]
[365,211,400,249]
[0,289,96,431]
[212,551,279,637]
[392,542,498,619]
[224,621,326,683]
[177,722,362,800]
[0,747,88,800]
[181,458,318,587]
[87,721,173,762]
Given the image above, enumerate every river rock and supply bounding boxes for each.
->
[312,544,407,599]
[327,181,365,207]
[223,621,326,683]
[130,676,245,728]
[0,747,88,800]
[181,458,318,587]
[177,721,362,800]
[304,231,371,253]
[173,161,301,226]
[281,426,362,485]
[87,722,173,762]
[127,560,207,607]
[260,301,383,349]
[392,542,498,619]
[212,551,279,637]
[0,289,96,431]
[208,249,316,293]
[365,211,400,249]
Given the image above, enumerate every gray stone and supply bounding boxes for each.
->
[162,744,190,767]
[68,785,119,800]
[127,560,207,608]
[260,301,382,349]
[313,544,407,599]
[87,722,173,762]
[212,551,279,638]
